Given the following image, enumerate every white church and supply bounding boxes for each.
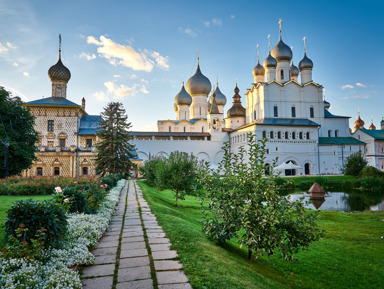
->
[131,24,365,176]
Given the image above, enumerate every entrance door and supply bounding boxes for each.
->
[305,163,310,175]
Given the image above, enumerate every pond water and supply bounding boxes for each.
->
[289,192,384,212]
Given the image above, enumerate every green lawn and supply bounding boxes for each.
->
[138,181,384,289]
[0,195,52,247]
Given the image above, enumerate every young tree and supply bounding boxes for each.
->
[0,88,39,178]
[95,102,135,176]
[342,152,368,176]
[200,134,322,261]
[156,151,199,207]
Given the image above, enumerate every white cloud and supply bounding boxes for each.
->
[0,42,9,53]
[93,91,107,101]
[203,21,211,28]
[0,41,16,53]
[341,84,354,90]
[140,85,149,94]
[356,82,367,88]
[88,35,162,72]
[342,94,370,100]
[104,81,115,94]
[79,52,96,60]
[113,74,121,78]
[212,18,222,26]
[140,79,149,84]
[230,14,235,19]
[6,42,16,49]
[149,51,169,69]
[114,84,134,99]
[179,27,197,37]
[23,72,30,77]
[13,62,18,67]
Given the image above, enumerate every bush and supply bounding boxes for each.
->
[342,152,368,176]
[61,187,89,213]
[356,177,384,192]
[274,177,295,193]
[359,166,384,178]
[141,158,164,186]
[5,199,67,248]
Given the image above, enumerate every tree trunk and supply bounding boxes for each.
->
[248,247,252,260]
[175,191,178,207]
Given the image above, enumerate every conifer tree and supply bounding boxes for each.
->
[95,102,135,176]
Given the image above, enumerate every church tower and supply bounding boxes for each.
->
[207,92,224,141]
[263,35,277,82]
[299,37,314,84]
[225,85,246,130]
[48,35,71,98]
[174,82,192,121]
[271,19,292,83]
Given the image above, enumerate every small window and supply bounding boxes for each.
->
[86,139,92,147]
[202,127,204,133]
[59,139,65,147]
[54,167,60,176]
[291,106,296,118]
[266,149,270,154]
[169,127,172,132]
[270,131,274,139]
[254,111,256,120]
[281,70,284,79]
[285,131,289,139]
[299,132,303,139]
[183,127,186,133]
[310,107,314,118]
[82,167,88,176]
[48,120,54,132]
[277,131,281,139]
[262,131,267,138]
[37,167,43,176]
[306,132,310,139]
[274,105,278,117]
[328,130,332,137]
[48,141,54,147]
[335,130,339,137]
[292,132,296,139]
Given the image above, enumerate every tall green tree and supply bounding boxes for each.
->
[156,151,199,207]
[342,151,368,176]
[0,88,39,178]
[200,134,322,261]
[95,102,135,176]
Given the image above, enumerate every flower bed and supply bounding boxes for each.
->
[0,179,126,288]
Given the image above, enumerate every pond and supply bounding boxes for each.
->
[289,191,384,212]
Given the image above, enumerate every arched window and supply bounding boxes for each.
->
[36,167,43,176]
[54,167,60,176]
[270,131,274,139]
[183,127,186,132]
[285,131,289,139]
[281,70,284,79]
[306,132,310,139]
[305,163,311,175]
[274,105,278,117]
[328,130,332,137]
[254,110,257,120]
[310,106,314,118]
[262,131,267,138]
[292,132,296,139]
[82,167,88,176]
[299,132,303,139]
[169,126,172,132]
[335,130,339,137]
[202,127,204,133]
[291,106,296,117]
[277,131,281,139]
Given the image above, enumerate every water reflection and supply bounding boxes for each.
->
[289,192,384,212]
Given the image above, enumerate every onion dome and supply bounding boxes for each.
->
[263,52,277,68]
[48,53,71,82]
[186,61,211,96]
[253,61,265,77]
[299,53,313,71]
[213,84,227,106]
[324,100,330,109]
[290,62,299,78]
[227,85,246,118]
[369,122,376,130]
[354,114,365,131]
[175,82,192,105]
[271,36,292,62]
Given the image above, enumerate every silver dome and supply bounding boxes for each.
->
[299,53,313,71]
[186,64,211,96]
[271,38,293,62]
[253,61,265,76]
[290,62,299,77]
[227,85,246,118]
[48,56,71,82]
[175,83,192,105]
[213,85,227,106]
[263,53,277,68]
[324,100,330,109]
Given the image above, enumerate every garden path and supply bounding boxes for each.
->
[81,179,191,289]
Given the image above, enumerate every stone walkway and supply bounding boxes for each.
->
[81,180,192,289]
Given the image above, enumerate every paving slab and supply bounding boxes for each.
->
[116,279,154,289]
[99,235,120,242]
[93,254,116,265]
[158,284,192,289]
[154,260,183,271]
[121,241,146,250]
[122,231,144,238]
[118,266,151,282]
[92,246,117,256]
[120,248,148,258]
[121,236,145,243]
[147,232,166,238]
[152,250,178,260]
[150,243,171,252]
[82,276,113,288]
[104,230,120,236]
[95,240,119,249]
[156,271,189,285]
[119,256,150,269]
[82,263,115,277]
[148,237,171,244]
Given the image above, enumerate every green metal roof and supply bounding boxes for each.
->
[254,118,319,127]
[319,137,365,145]
[359,129,384,140]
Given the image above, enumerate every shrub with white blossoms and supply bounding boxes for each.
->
[0,179,126,288]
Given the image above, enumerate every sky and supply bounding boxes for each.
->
[0,0,383,131]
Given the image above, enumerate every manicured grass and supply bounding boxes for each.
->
[0,195,52,247]
[138,181,384,289]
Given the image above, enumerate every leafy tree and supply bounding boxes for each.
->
[156,151,199,207]
[95,102,135,177]
[140,158,164,186]
[200,134,322,261]
[342,152,368,176]
[0,88,39,178]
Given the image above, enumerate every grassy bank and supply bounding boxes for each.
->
[0,195,52,247]
[138,181,384,289]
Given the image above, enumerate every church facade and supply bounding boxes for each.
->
[132,25,366,175]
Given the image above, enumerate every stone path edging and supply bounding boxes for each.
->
[81,180,192,289]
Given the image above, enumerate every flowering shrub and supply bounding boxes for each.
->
[0,179,126,288]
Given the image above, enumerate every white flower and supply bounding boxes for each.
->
[63,198,69,203]
[55,187,62,193]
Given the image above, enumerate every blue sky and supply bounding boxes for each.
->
[0,0,383,130]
